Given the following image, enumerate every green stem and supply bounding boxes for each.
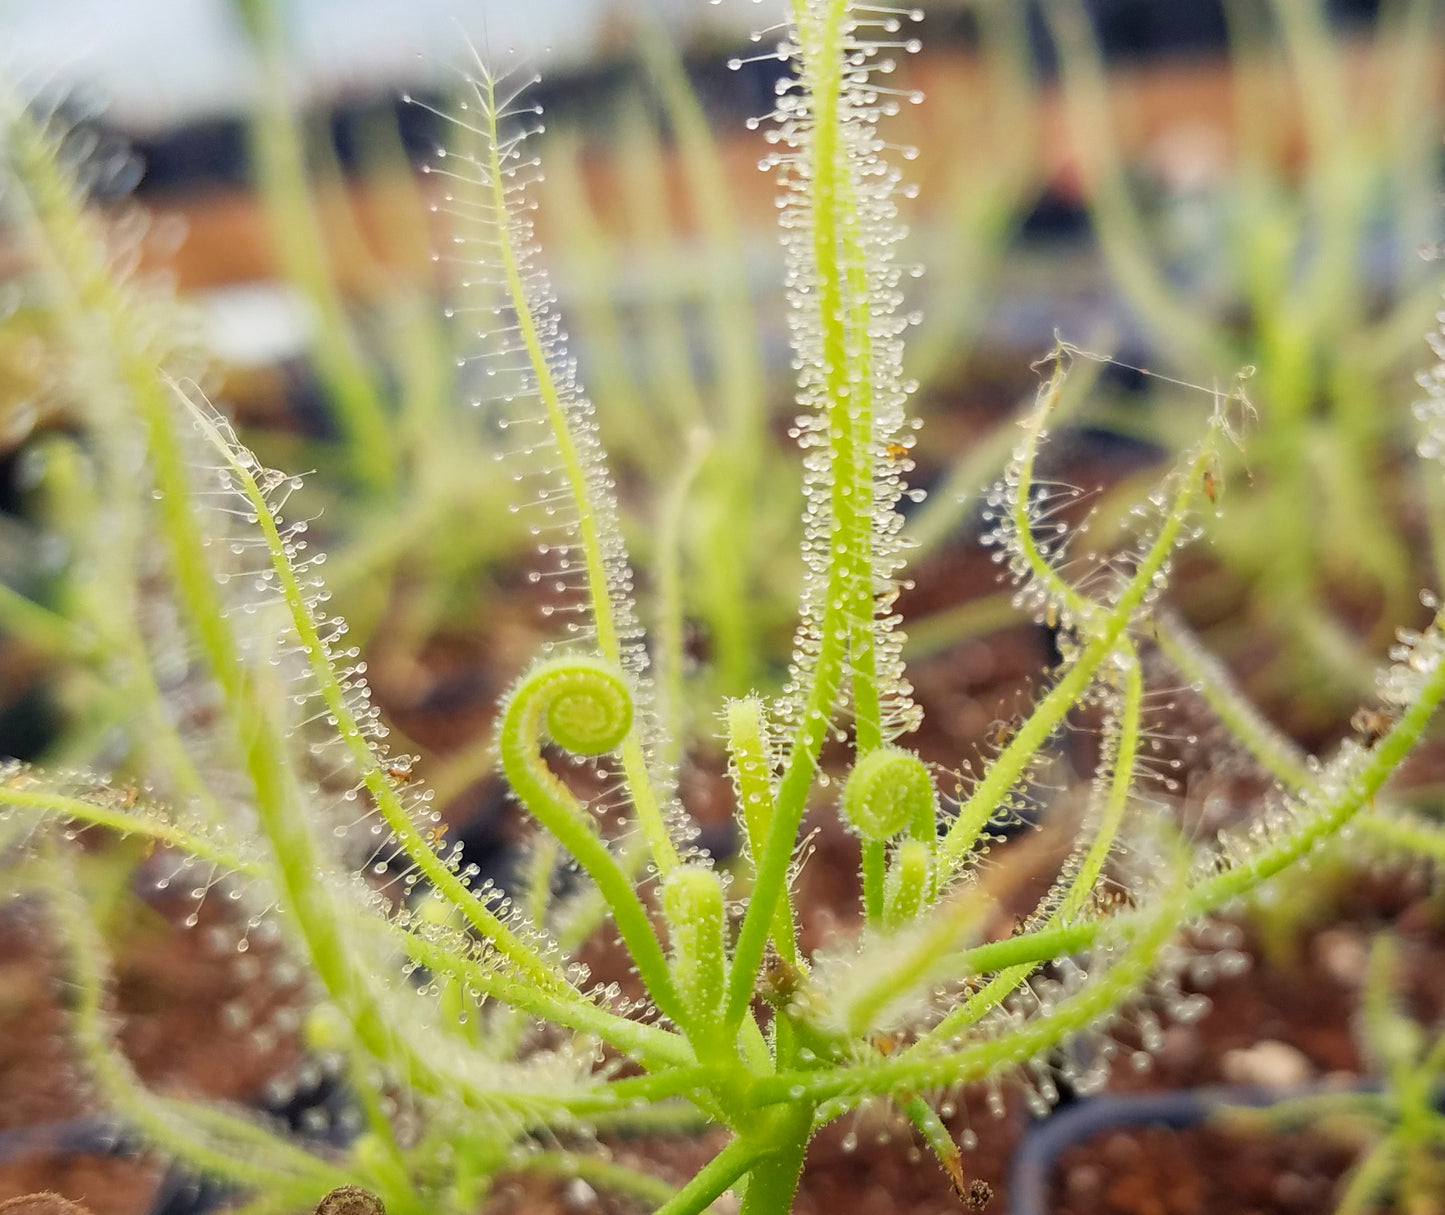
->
[737,1110,813,1215]
[727,697,798,963]
[840,166,883,756]
[1009,355,1095,626]
[939,444,1213,872]
[725,0,877,1031]
[141,395,581,1121]
[474,69,676,874]
[0,778,260,878]
[942,615,1445,1035]
[804,615,1445,1105]
[498,657,683,1023]
[838,875,998,1040]
[652,1136,770,1215]
[186,399,561,992]
[140,393,429,1090]
[0,98,486,1114]
[755,882,1185,1106]
[910,352,1101,560]
[399,931,693,1071]
[902,1096,967,1200]
[42,848,350,1195]
[1057,642,1142,923]
[1154,608,1316,790]
[511,1151,686,1211]
[862,839,886,924]
[920,641,1142,1048]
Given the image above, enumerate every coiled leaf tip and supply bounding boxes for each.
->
[842,744,937,843]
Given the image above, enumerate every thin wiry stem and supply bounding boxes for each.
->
[186,393,563,993]
[471,64,678,874]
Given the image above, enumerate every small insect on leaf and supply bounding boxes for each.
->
[1094,887,1138,915]
[758,949,802,1006]
[869,1030,908,1057]
[1351,707,1397,748]
[885,441,911,461]
[988,720,1016,751]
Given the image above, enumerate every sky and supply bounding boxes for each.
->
[0,0,784,129]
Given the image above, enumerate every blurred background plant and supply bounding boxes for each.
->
[1041,0,1445,728]
[7,0,1441,785]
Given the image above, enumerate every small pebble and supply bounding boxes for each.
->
[1066,1163,1102,1199]
[1313,929,1368,987]
[563,1179,598,1210]
[1102,1131,1143,1165]
[1154,1024,1203,1078]
[1274,1171,1315,1207]
[1220,1039,1312,1089]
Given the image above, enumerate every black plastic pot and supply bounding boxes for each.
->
[0,1065,354,1215]
[1007,1084,1374,1215]
[0,1118,227,1215]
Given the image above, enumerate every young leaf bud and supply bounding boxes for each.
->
[883,838,933,928]
[662,864,727,1036]
[842,745,937,843]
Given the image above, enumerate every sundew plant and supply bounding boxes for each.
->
[4,2,1445,1213]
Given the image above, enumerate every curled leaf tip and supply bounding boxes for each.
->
[842,744,937,843]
